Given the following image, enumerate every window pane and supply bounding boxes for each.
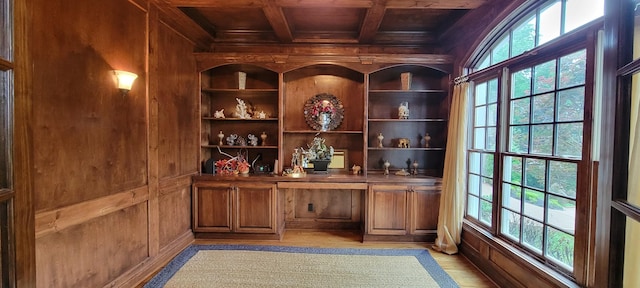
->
[532,93,555,123]
[488,79,498,103]
[509,126,529,153]
[487,127,497,151]
[503,156,523,184]
[480,199,493,225]
[525,158,546,190]
[512,16,536,57]
[539,1,562,45]
[546,227,575,269]
[475,106,486,126]
[474,127,486,149]
[510,98,530,124]
[492,35,510,65]
[502,209,521,240]
[558,49,586,88]
[475,82,487,105]
[487,103,498,126]
[477,55,490,70]
[556,123,583,158]
[549,161,577,199]
[481,177,493,200]
[522,217,543,253]
[512,68,532,98]
[564,0,604,33]
[469,174,480,196]
[469,152,481,174]
[534,60,557,94]
[468,195,480,218]
[503,183,522,212]
[547,195,575,233]
[523,188,544,221]
[481,153,494,177]
[557,87,584,122]
[531,124,553,155]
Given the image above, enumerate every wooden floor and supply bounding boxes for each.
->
[186,230,497,288]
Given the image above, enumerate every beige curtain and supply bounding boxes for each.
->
[433,81,469,255]
[624,74,640,288]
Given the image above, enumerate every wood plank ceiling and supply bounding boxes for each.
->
[164,0,489,49]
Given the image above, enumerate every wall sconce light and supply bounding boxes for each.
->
[113,70,138,95]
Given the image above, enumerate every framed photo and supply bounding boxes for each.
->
[328,150,347,170]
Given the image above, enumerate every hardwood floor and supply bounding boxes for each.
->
[190,230,497,288]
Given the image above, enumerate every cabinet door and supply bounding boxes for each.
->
[193,184,233,232]
[234,182,277,233]
[409,185,440,235]
[367,184,408,235]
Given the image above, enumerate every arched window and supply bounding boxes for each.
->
[464,0,603,282]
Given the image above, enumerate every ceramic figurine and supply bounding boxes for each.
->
[424,133,431,148]
[217,130,224,146]
[248,134,258,146]
[352,165,361,175]
[256,110,267,119]
[383,160,390,175]
[226,134,238,146]
[377,132,384,148]
[214,109,225,118]
[260,131,268,146]
[398,101,409,119]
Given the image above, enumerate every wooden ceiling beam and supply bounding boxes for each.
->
[166,0,264,8]
[262,1,294,43]
[358,0,386,43]
[151,0,216,50]
[275,0,374,8]
[385,0,487,9]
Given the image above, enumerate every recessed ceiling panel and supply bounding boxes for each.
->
[284,7,366,32]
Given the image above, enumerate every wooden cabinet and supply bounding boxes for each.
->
[193,181,281,238]
[199,64,279,173]
[365,183,440,241]
[367,65,449,177]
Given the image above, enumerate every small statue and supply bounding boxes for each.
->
[412,160,419,175]
[398,138,410,148]
[214,109,225,118]
[352,165,361,175]
[226,134,238,146]
[424,133,431,148]
[260,131,268,146]
[248,134,258,146]
[383,160,390,175]
[398,101,409,119]
[377,132,384,148]
[217,130,224,146]
[234,98,252,119]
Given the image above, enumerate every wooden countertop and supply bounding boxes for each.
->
[192,172,442,185]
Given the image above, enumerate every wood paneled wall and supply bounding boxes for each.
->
[28,0,198,286]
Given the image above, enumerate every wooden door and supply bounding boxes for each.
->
[408,185,440,235]
[193,183,233,232]
[367,184,408,235]
[234,182,277,233]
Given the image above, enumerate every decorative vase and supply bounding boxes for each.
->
[377,132,384,148]
[311,159,331,173]
[217,131,224,146]
[318,112,331,131]
[261,131,267,146]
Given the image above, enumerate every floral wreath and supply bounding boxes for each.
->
[303,93,344,131]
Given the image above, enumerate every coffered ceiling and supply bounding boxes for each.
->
[162,0,489,49]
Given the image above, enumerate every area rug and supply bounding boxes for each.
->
[144,245,459,288]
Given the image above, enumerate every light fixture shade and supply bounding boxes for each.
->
[113,70,138,92]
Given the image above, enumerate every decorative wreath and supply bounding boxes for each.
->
[303,93,344,131]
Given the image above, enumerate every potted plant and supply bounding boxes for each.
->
[303,136,334,173]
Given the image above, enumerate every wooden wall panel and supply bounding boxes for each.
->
[35,203,148,288]
[158,177,192,247]
[30,0,148,210]
[156,21,199,179]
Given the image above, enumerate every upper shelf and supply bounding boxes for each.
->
[368,89,446,93]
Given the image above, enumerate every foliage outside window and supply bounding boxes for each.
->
[465,0,601,278]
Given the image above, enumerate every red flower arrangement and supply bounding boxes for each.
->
[311,99,336,117]
[215,147,251,175]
